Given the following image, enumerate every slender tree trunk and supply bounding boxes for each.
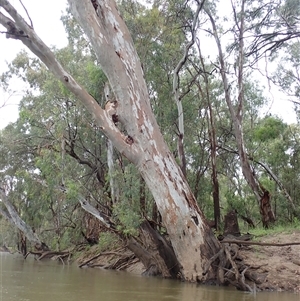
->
[197,49,221,231]
[172,1,204,178]
[205,6,275,228]
[234,0,262,200]
[206,0,275,227]
[208,103,221,231]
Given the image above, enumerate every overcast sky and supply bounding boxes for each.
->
[0,0,297,129]
[0,0,67,129]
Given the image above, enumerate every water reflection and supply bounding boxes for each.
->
[0,253,298,301]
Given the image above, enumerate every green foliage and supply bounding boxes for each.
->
[253,116,287,142]
[274,41,300,98]
[0,220,18,250]
[114,207,141,237]
[98,232,120,252]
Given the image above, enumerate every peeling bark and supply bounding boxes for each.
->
[259,190,276,228]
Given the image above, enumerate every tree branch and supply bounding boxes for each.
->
[0,0,131,159]
[221,239,300,247]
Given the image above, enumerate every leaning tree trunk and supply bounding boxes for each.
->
[0,0,220,281]
[0,189,48,251]
[78,195,182,277]
[127,220,181,278]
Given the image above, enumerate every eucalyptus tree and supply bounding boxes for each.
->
[0,0,221,282]
[0,120,51,251]
[203,0,278,227]
[252,116,299,219]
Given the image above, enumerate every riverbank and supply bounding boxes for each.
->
[75,229,300,293]
[239,230,300,292]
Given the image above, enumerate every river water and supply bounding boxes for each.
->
[0,252,298,301]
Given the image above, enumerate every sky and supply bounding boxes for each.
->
[0,0,297,130]
[0,0,68,129]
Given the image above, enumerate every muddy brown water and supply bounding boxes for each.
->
[1,252,299,301]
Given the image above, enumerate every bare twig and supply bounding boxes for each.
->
[18,0,33,28]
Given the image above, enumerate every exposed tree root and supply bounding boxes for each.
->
[25,250,70,261]
[204,242,267,292]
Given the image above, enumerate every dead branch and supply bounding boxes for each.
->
[291,259,300,266]
[221,240,300,247]
[202,248,224,275]
[24,250,70,260]
[19,0,33,28]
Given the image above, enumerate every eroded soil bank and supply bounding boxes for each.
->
[76,230,300,293]
[239,230,300,292]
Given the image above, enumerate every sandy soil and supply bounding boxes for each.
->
[239,230,300,292]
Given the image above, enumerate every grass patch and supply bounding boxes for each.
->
[240,219,300,240]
